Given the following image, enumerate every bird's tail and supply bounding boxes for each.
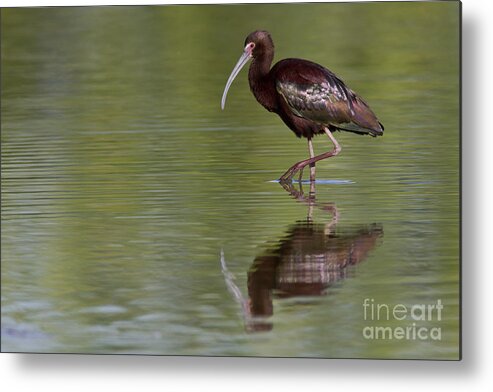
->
[332,121,384,137]
[343,96,384,137]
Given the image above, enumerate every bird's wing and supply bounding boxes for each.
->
[276,79,355,124]
[274,59,383,135]
[274,60,355,122]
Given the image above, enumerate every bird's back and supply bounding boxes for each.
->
[271,58,384,137]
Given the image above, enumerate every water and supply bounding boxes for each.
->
[1,3,460,359]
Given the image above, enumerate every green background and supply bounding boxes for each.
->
[1,2,460,358]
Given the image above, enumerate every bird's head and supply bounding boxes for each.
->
[221,30,274,110]
[244,30,274,59]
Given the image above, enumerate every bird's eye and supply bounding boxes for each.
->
[248,42,255,50]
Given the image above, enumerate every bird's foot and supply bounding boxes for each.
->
[279,167,298,183]
[279,161,308,183]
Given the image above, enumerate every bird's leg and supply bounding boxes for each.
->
[296,138,315,183]
[279,127,342,183]
[308,137,316,182]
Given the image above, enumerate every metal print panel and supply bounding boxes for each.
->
[1,1,461,359]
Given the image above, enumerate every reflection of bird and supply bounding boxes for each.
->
[221,30,384,182]
[248,222,384,322]
[221,222,383,333]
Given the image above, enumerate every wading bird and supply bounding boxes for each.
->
[221,30,384,183]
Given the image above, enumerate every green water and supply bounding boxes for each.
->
[1,2,460,359]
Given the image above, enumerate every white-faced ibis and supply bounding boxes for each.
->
[221,30,384,183]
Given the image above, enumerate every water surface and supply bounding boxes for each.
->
[1,2,460,359]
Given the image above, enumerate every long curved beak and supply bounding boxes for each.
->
[221,46,253,110]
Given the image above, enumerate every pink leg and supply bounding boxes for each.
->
[279,127,341,183]
[308,138,316,182]
[297,138,316,182]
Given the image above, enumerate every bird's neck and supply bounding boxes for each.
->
[248,51,277,112]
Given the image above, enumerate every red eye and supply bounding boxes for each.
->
[249,43,255,49]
